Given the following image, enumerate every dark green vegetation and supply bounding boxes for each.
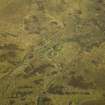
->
[0,0,105,105]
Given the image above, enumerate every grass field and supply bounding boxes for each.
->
[0,0,105,105]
